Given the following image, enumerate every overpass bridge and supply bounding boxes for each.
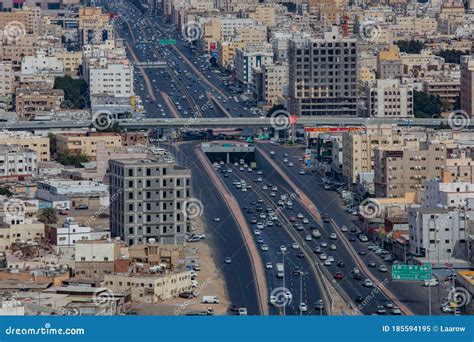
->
[0,116,469,132]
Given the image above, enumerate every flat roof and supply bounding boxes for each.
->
[457,270,474,285]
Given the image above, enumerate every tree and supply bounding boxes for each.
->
[266,104,287,117]
[59,153,91,167]
[435,50,468,64]
[395,40,425,54]
[53,76,89,109]
[413,90,443,118]
[38,208,58,225]
[0,187,13,197]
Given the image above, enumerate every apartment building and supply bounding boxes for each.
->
[78,7,112,45]
[74,239,127,279]
[15,88,64,120]
[460,55,474,118]
[408,207,470,265]
[376,45,403,79]
[288,26,358,116]
[56,132,122,160]
[422,77,460,108]
[54,50,82,76]
[423,173,474,209]
[373,141,447,198]
[253,62,288,106]
[367,79,414,118]
[234,43,273,87]
[103,270,193,302]
[0,144,37,179]
[46,217,110,248]
[21,52,64,77]
[342,125,406,184]
[0,132,50,162]
[108,157,192,246]
[247,4,276,27]
[0,61,14,104]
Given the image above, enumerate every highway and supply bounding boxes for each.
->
[166,142,262,315]
[256,142,448,315]
[104,0,258,120]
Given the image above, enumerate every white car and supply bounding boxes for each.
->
[261,244,269,251]
[323,260,332,266]
[266,262,273,269]
[305,235,313,241]
[330,233,337,240]
[299,303,308,312]
[292,242,300,250]
[213,217,221,222]
[319,253,328,260]
[280,245,287,252]
[329,244,337,251]
[341,226,348,232]
[364,279,374,287]
[424,279,439,287]
[302,218,309,224]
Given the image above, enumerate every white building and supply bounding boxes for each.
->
[50,217,109,248]
[21,52,64,77]
[36,180,109,207]
[423,179,474,209]
[408,207,471,266]
[234,43,273,87]
[367,79,414,118]
[0,145,37,178]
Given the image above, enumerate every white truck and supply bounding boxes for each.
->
[276,263,284,278]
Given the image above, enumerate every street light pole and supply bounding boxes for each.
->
[282,251,286,317]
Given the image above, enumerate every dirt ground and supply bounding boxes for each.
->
[131,218,230,316]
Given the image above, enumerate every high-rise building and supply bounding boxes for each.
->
[109,158,192,246]
[460,55,474,118]
[288,26,358,116]
[367,79,414,118]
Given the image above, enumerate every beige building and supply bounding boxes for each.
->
[0,6,41,36]
[342,125,406,183]
[422,78,460,108]
[78,7,112,44]
[103,271,193,303]
[460,55,474,118]
[0,61,14,103]
[15,88,64,120]
[254,62,288,106]
[248,4,276,27]
[374,142,446,198]
[55,50,83,77]
[0,132,50,162]
[56,132,122,160]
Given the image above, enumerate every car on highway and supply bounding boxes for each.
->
[305,234,312,241]
[337,260,345,267]
[334,272,344,280]
[296,251,305,258]
[329,244,337,251]
[256,237,264,244]
[391,306,402,315]
[330,233,337,240]
[424,279,439,287]
[320,241,328,247]
[315,299,324,310]
[266,262,273,269]
[323,260,332,266]
[340,226,348,232]
[319,253,328,260]
[302,218,309,224]
[368,261,376,267]
[378,265,388,272]
[261,244,269,251]
[359,250,367,256]
[292,267,304,276]
[213,217,221,222]
[280,245,287,252]
[376,306,386,315]
[299,303,307,312]
[253,230,261,236]
[224,257,232,264]
[291,242,300,249]
[363,279,374,287]
[313,247,322,254]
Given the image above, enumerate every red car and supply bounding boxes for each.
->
[289,216,296,222]
[334,272,344,280]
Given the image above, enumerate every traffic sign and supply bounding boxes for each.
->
[392,263,432,281]
[419,263,432,281]
[159,39,176,45]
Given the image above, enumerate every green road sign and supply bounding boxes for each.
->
[419,263,433,281]
[159,39,176,45]
[392,263,432,281]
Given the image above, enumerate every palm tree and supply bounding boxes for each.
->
[38,208,58,224]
